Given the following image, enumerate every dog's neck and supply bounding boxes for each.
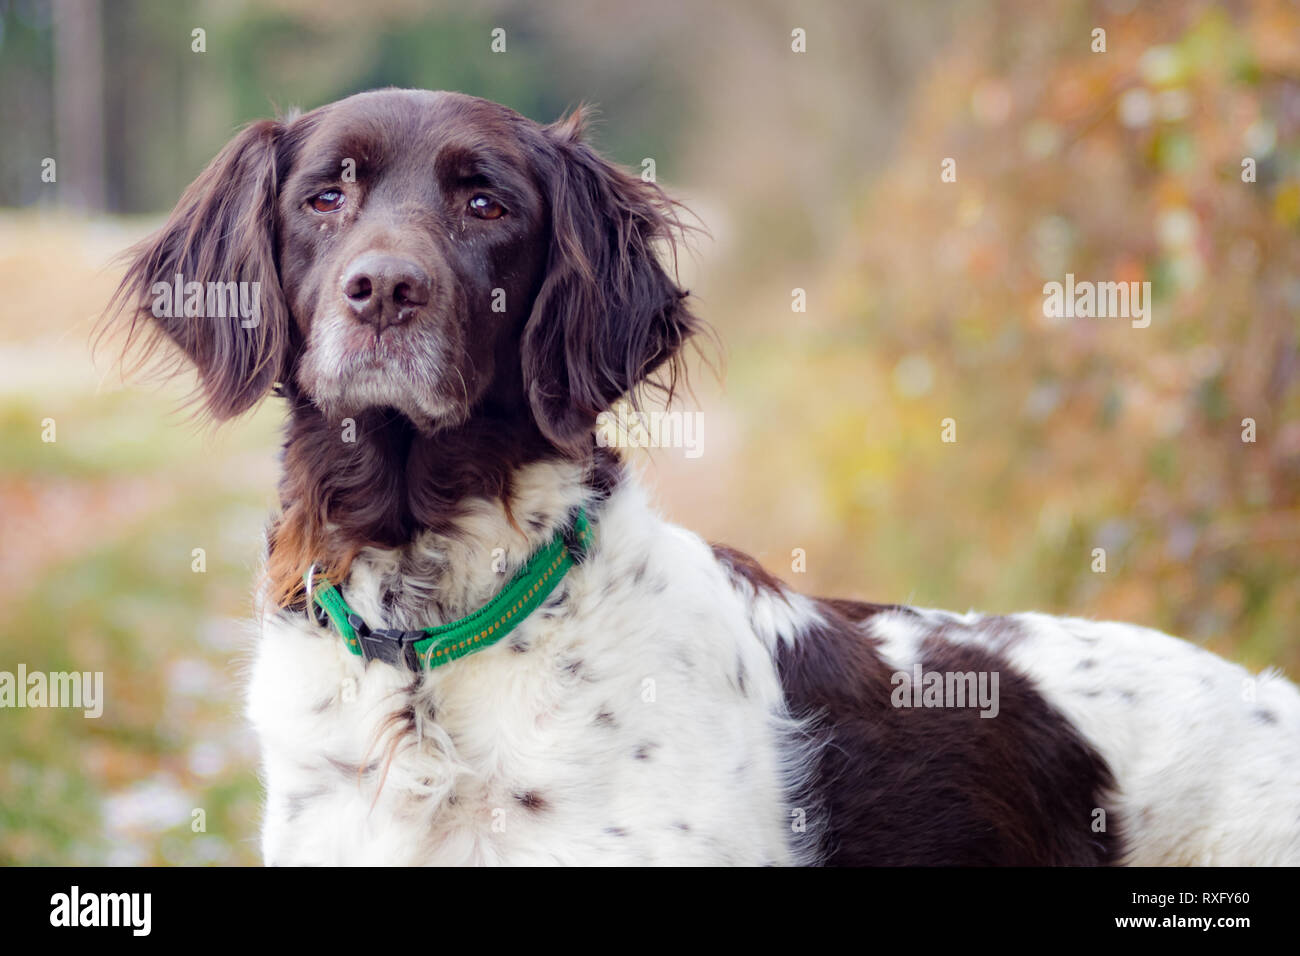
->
[278,397,562,540]
[337,454,613,632]
[268,396,623,626]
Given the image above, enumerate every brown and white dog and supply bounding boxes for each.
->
[109,89,1300,865]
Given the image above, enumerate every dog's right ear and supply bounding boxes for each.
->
[106,119,290,420]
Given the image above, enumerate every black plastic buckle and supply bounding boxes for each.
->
[349,614,422,671]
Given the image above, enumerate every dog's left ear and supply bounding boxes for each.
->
[523,109,699,451]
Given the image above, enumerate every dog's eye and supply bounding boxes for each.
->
[309,190,345,213]
[468,194,506,220]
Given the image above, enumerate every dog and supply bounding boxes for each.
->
[108,89,1300,865]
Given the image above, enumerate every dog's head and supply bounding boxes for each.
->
[110,89,697,453]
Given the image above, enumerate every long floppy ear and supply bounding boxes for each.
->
[523,109,700,450]
[106,119,289,420]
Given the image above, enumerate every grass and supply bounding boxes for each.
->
[0,212,275,863]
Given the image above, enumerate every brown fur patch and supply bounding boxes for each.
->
[778,598,1125,865]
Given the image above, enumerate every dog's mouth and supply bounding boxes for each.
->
[341,324,421,368]
[296,310,470,427]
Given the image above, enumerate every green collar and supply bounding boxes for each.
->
[305,508,591,671]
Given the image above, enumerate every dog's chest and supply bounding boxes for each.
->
[247,528,794,865]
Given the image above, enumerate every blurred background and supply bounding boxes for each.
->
[1,0,1298,865]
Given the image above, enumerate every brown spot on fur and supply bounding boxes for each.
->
[775,597,1124,865]
[819,596,917,622]
[514,790,548,812]
[711,544,789,599]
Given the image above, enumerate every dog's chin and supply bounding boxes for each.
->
[298,326,477,433]
[302,366,471,435]
[324,388,468,435]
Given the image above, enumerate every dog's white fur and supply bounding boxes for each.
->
[248,461,1300,865]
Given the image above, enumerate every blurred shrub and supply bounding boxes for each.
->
[795,0,1300,667]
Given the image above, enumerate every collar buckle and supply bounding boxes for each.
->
[352,616,421,671]
[301,506,589,672]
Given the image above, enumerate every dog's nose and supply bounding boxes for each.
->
[341,254,431,329]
